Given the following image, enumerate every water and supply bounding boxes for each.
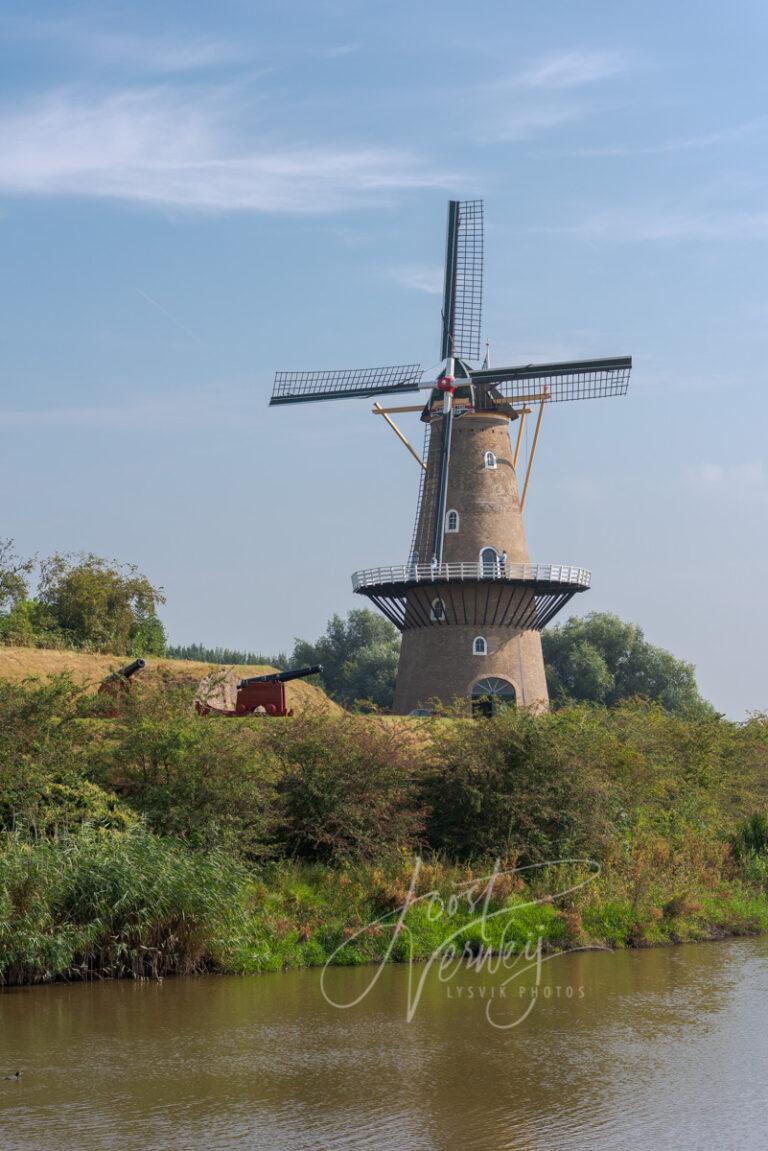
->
[2,938,767,1150]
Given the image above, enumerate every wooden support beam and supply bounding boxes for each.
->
[372,402,426,470]
[372,404,424,414]
[505,391,548,404]
[373,393,546,415]
[520,396,545,511]
[513,410,527,470]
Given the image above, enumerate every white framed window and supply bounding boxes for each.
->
[484,450,497,469]
[431,598,446,622]
[445,509,460,533]
[473,636,487,655]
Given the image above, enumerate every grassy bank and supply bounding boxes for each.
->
[0,645,340,714]
[2,673,768,984]
[3,835,768,985]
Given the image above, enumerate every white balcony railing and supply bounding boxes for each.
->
[351,562,591,592]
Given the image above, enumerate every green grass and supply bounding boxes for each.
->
[3,833,768,984]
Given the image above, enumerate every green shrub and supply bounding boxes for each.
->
[423,706,616,864]
[93,711,279,859]
[263,715,424,862]
[0,675,101,832]
[731,813,768,861]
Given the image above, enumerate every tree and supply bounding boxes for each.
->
[0,540,38,645]
[290,609,400,709]
[36,553,166,656]
[0,539,33,613]
[542,612,713,715]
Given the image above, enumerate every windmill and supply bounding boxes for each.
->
[270,200,631,714]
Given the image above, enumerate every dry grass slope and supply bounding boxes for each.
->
[0,647,343,715]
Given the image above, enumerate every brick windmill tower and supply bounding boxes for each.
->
[270,201,631,714]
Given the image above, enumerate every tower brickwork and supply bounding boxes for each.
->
[392,408,549,714]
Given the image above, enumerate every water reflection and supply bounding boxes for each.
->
[1,939,767,1150]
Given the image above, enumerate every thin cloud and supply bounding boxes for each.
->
[310,44,360,60]
[512,50,630,90]
[0,87,447,213]
[687,462,768,504]
[387,264,443,295]
[543,208,768,242]
[477,103,587,144]
[566,117,768,157]
[0,387,257,431]
[0,16,244,73]
[475,49,630,144]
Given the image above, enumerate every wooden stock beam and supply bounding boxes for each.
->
[520,396,546,511]
[373,404,425,414]
[513,409,527,470]
[372,403,426,470]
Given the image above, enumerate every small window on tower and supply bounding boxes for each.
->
[484,451,497,469]
[431,598,446,622]
[473,636,487,655]
[445,509,459,533]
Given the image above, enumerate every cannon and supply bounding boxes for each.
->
[97,658,146,713]
[105,659,146,682]
[194,665,323,717]
[98,658,146,691]
[238,665,323,687]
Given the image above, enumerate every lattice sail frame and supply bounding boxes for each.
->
[268,356,630,407]
[471,357,631,404]
[453,200,483,360]
[270,364,423,406]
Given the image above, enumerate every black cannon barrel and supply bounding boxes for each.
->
[239,664,323,687]
[117,658,146,679]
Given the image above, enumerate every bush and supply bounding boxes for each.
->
[0,675,101,832]
[731,813,768,861]
[263,715,424,862]
[423,707,616,864]
[93,708,279,860]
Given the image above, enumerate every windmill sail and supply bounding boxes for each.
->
[270,364,423,406]
[440,200,483,362]
[433,200,484,563]
[470,356,631,403]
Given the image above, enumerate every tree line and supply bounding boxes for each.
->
[0,538,712,714]
[281,607,713,716]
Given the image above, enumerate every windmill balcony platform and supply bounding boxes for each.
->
[351,563,591,632]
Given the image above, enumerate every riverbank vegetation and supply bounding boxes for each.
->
[2,672,768,985]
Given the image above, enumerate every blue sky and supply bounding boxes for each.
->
[1,0,767,716]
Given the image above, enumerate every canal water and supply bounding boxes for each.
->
[1,937,767,1149]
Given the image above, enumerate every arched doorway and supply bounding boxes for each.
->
[479,546,498,577]
[471,676,517,717]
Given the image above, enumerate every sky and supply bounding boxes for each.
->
[1,0,767,717]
